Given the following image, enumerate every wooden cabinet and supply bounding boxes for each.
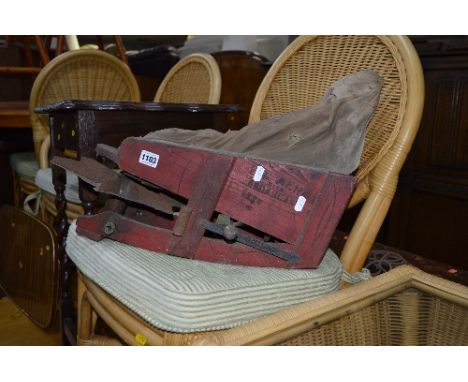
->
[386,36,468,269]
[212,51,271,130]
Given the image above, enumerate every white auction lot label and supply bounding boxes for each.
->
[294,196,306,212]
[139,150,159,168]
[253,165,265,182]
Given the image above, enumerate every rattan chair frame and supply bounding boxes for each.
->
[250,35,424,273]
[28,49,140,222]
[76,35,429,346]
[201,265,468,345]
[77,265,468,345]
[154,53,222,104]
[30,49,141,164]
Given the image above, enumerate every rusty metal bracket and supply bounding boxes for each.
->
[51,156,181,215]
[202,220,300,263]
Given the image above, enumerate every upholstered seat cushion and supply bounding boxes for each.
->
[34,168,81,204]
[66,221,347,333]
[9,151,39,180]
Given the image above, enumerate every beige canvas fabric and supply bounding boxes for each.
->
[143,70,382,174]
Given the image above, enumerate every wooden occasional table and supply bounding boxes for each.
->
[35,99,241,344]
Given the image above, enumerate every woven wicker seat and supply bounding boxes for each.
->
[72,35,433,346]
[28,49,141,224]
[189,265,468,345]
[154,53,221,104]
[77,265,468,345]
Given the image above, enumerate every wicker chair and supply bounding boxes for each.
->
[77,265,468,345]
[72,35,434,346]
[248,35,425,273]
[29,49,141,224]
[154,53,221,104]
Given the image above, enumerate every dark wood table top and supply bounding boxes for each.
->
[38,99,243,157]
[0,101,30,128]
[35,99,241,114]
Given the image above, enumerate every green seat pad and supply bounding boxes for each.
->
[66,221,345,333]
[9,151,39,180]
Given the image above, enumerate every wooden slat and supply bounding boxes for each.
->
[0,66,41,75]
[0,101,30,128]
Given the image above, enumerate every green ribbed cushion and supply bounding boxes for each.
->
[66,221,344,333]
[9,151,39,180]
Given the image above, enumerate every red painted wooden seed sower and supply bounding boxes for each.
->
[52,137,356,269]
